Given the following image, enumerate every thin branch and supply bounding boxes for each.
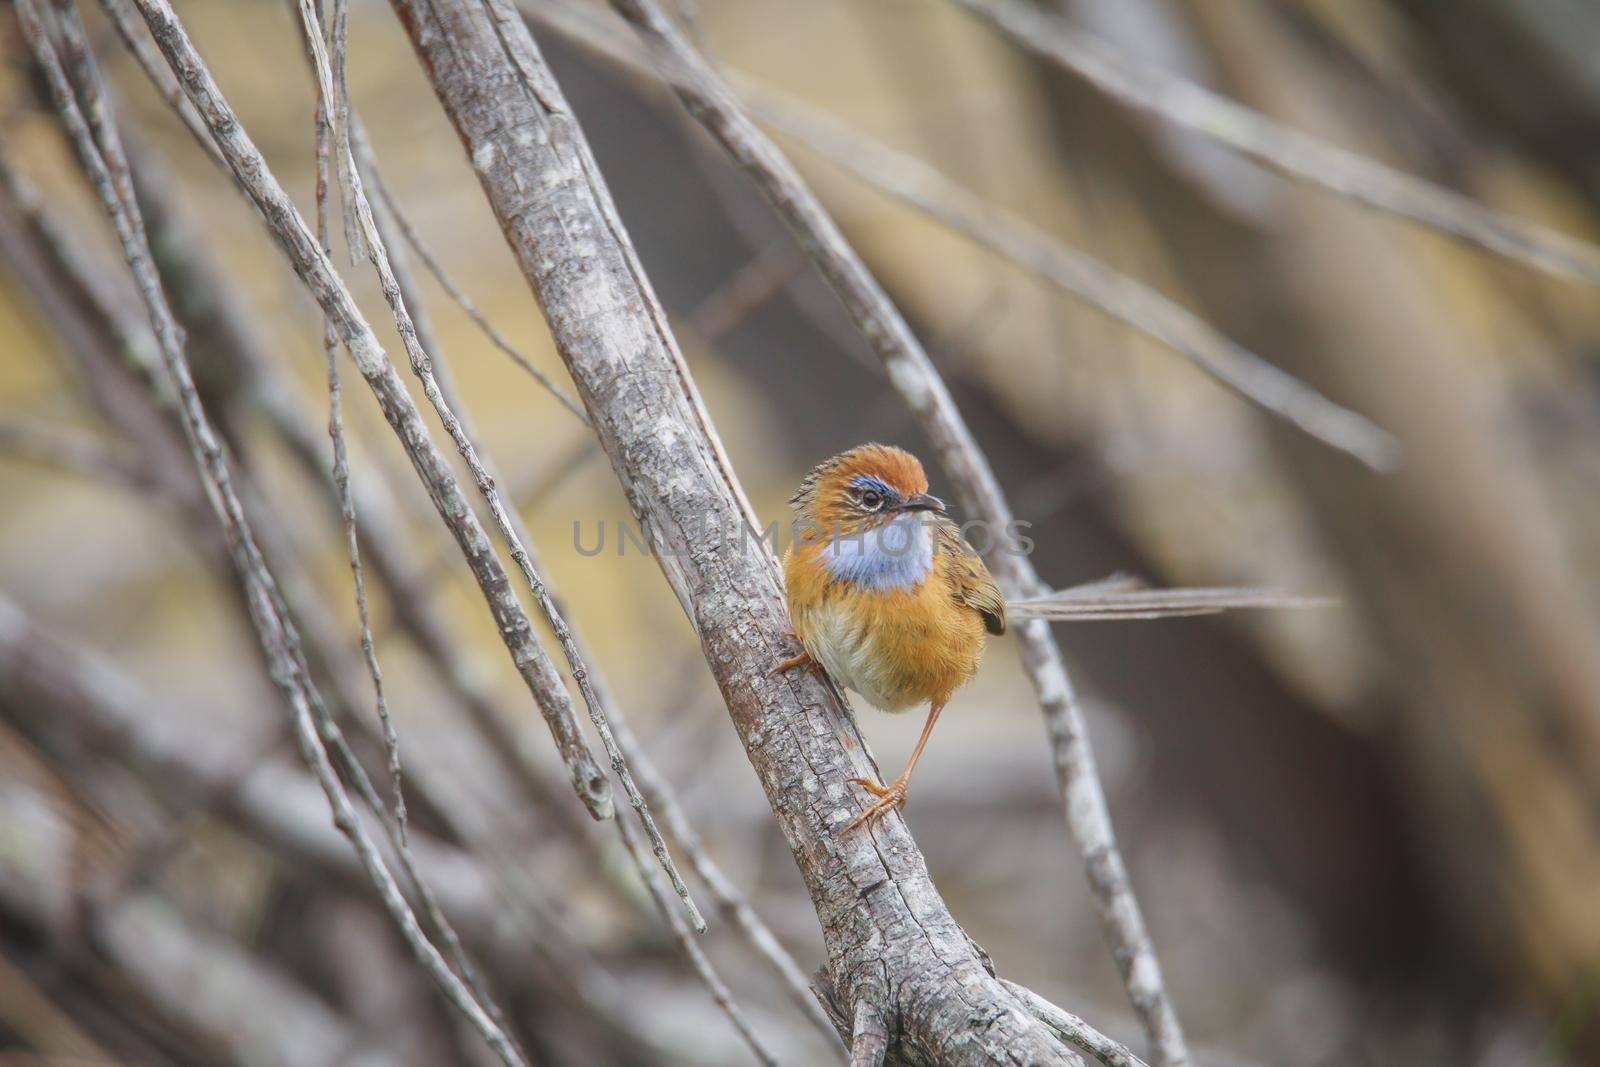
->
[303,0,406,846]
[112,0,615,821]
[289,0,700,926]
[954,0,1600,288]
[1004,980,1148,1067]
[362,169,590,424]
[0,417,157,491]
[522,0,1395,472]
[341,112,703,931]
[741,93,1398,472]
[616,814,782,1067]
[605,706,845,1049]
[601,2,1190,1063]
[17,4,528,1062]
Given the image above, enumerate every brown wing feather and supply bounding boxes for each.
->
[935,518,1006,635]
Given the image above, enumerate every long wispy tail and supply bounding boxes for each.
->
[1007,574,1331,622]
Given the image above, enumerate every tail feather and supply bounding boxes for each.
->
[1008,574,1330,622]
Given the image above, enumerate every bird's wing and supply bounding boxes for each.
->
[935,519,1006,636]
[1008,574,1330,621]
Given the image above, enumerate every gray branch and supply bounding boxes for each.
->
[18,2,527,1061]
[117,0,614,821]
[955,0,1600,288]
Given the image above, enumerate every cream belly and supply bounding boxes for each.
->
[796,600,920,713]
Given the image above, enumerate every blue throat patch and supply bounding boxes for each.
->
[822,513,934,591]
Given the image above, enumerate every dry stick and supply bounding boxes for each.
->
[340,117,704,935]
[103,64,598,843]
[742,94,1397,472]
[115,0,614,822]
[357,120,715,934]
[954,0,1600,289]
[525,0,1393,473]
[362,171,589,424]
[1003,981,1148,1067]
[615,814,783,1067]
[601,2,1190,1064]
[605,709,845,1049]
[51,0,414,851]
[296,20,528,1045]
[101,0,588,427]
[388,0,1079,1060]
[0,150,496,990]
[288,0,700,928]
[0,418,157,490]
[15,6,528,1064]
[307,45,406,850]
[52,0,503,1019]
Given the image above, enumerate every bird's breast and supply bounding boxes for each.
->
[788,570,987,713]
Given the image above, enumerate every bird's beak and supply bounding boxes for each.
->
[901,493,945,513]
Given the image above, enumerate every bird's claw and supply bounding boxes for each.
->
[767,649,819,678]
[845,777,908,831]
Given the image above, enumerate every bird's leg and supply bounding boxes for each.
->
[767,634,820,678]
[847,703,944,832]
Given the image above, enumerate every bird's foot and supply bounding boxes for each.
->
[845,775,908,831]
[767,646,819,678]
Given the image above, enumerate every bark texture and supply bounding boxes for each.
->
[388,0,1079,1061]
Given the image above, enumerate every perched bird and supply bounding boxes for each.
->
[774,442,1320,832]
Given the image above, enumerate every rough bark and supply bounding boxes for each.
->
[387,0,1078,1061]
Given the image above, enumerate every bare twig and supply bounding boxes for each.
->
[1004,980,1148,1067]
[289,0,699,925]
[302,0,406,844]
[337,114,703,931]
[616,815,782,1067]
[18,4,528,1062]
[0,417,156,491]
[114,0,615,821]
[601,2,1190,1063]
[742,93,1398,472]
[362,169,589,423]
[521,0,1394,472]
[390,0,1081,1059]
[604,708,844,1049]
[954,0,1600,288]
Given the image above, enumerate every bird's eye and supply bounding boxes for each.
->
[859,489,884,510]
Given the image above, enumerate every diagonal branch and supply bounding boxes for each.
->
[16,2,527,1061]
[954,0,1600,288]
[287,0,699,925]
[523,0,1393,472]
[112,0,615,822]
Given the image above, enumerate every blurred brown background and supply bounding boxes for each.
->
[3,0,1600,1064]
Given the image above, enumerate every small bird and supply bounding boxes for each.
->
[774,443,1320,832]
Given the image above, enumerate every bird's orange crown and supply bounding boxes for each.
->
[789,443,933,534]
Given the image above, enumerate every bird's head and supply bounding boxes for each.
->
[789,443,945,536]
